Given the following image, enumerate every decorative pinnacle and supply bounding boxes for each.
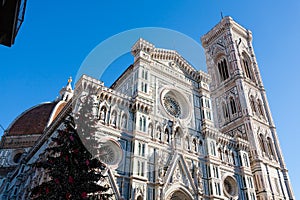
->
[68,77,72,83]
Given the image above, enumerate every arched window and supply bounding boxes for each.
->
[222,102,229,119]
[242,53,254,81]
[139,117,143,131]
[141,82,147,93]
[142,144,145,157]
[267,137,275,158]
[250,96,257,114]
[259,134,266,154]
[218,58,229,81]
[138,143,141,155]
[229,97,237,114]
[257,99,265,117]
[243,153,249,167]
[142,69,145,79]
[137,161,140,175]
[143,116,146,132]
[210,141,216,156]
[141,162,144,176]
[139,115,146,132]
[243,59,252,79]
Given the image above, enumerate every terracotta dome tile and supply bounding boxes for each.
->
[8,102,57,135]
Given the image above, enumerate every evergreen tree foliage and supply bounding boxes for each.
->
[74,93,99,157]
[31,97,112,200]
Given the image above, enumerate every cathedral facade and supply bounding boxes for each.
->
[0,17,295,200]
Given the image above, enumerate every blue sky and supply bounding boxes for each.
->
[0,0,299,197]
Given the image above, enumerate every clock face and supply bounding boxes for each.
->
[163,96,181,118]
[98,141,122,166]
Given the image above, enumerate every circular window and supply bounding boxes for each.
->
[98,140,122,166]
[160,88,191,120]
[223,176,238,197]
[163,96,181,117]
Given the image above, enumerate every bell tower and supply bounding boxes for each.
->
[201,16,294,200]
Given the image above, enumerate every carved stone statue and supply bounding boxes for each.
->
[148,124,153,138]
[173,166,181,182]
[195,166,203,192]
[100,107,106,122]
[110,111,117,126]
[121,114,127,129]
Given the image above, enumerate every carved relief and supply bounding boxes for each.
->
[223,124,247,140]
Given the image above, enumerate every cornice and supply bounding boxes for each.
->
[151,48,211,84]
[201,16,251,48]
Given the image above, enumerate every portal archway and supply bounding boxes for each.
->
[166,189,193,200]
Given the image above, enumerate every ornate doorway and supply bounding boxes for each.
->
[167,190,192,200]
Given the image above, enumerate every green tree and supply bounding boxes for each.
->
[31,111,112,200]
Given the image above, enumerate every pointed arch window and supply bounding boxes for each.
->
[142,69,145,79]
[243,153,249,167]
[139,115,146,132]
[259,134,266,154]
[218,58,229,81]
[210,141,216,156]
[250,96,257,114]
[142,69,148,80]
[229,97,237,114]
[138,143,141,155]
[141,82,147,93]
[222,102,229,119]
[267,137,275,158]
[137,161,140,175]
[242,53,254,81]
[243,59,252,80]
[257,99,265,117]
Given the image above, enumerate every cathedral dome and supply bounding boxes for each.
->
[7,102,58,136]
[5,78,73,137]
